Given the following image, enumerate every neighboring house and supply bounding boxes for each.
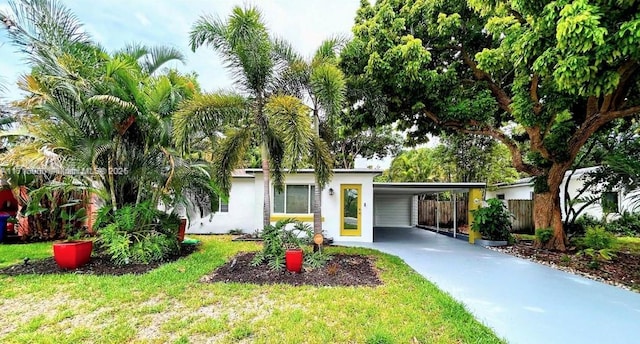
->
[486,166,637,221]
[185,169,485,243]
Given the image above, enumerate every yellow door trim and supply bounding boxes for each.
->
[340,184,362,236]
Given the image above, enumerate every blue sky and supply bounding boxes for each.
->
[0,0,361,100]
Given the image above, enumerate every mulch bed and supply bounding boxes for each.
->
[200,252,382,287]
[0,244,198,276]
[492,240,640,292]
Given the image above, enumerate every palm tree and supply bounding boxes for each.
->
[181,6,317,228]
[1,0,215,214]
[277,38,346,244]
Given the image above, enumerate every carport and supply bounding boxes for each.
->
[372,182,486,241]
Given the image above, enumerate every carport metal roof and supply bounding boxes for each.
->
[373,182,486,195]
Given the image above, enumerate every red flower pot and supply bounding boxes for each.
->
[53,240,93,269]
[285,249,303,273]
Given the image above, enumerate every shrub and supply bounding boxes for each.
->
[535,228,553,244]
[605,211,640,236]
[582,226,616,250]
[471,198,513,241]
[251,219,313,270]
[94,202,181,265]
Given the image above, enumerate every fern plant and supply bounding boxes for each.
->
[95,202,181,265]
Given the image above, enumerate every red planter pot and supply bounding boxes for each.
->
[285,249,303,273]
[53,240,93,269]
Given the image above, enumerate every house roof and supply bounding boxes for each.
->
[243,168,383,175]
[492,166,602,188]
[373,182,486,195]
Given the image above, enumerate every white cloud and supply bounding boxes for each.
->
[134,13,151,27]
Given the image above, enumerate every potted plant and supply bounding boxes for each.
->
[53,207,93,269]
[470,198,514,247]
[251,219,312,272]
[24,178,97,269]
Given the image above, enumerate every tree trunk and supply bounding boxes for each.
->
[312,113,323,251]
[261,143,271,229]
[533,169,568,251]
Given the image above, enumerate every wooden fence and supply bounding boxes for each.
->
[418,200,468,227]
[508,199,534,233]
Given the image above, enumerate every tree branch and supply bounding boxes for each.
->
[461,51,513,113]
[423,110,541,175]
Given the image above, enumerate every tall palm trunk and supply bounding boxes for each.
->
[312,112,323,249]
[261,142,271,229]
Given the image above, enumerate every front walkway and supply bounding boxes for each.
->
[337,227,640,344]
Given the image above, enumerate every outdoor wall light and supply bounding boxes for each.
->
[329,188,334,196]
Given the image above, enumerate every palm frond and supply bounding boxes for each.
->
[212,127,253,195]
[310,135,334,189]
[140,46,185,75]
[310,63,346,122]
[264,128,285,192]
[173,92,248,154]
[265,95,312,170]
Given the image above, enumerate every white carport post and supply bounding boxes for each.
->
[453,192,457,238]
[436,193,440,233]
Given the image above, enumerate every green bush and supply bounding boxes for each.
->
[582,225,616,250]
[471,198,513,241]
[94,202,181,265]
[251,219,313,270]
[605,211,640,236]
[535,228,553,244]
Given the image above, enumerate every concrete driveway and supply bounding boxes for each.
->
[337,227,640,344]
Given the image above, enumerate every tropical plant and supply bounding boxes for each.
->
[94,201,181,265]
[471,198,513,241]
[180,6,323,229]
[1,0,216,217]
[578,225,617,268]
[341,0,640,251]
[251,218,312,271]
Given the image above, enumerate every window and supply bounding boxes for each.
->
[497,194,505,200]
[601,192,619,214]
[219,196,229,213]
[273,185,315,214]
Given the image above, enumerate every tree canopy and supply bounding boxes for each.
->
[341,0,640,250]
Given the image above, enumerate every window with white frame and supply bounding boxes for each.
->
[273,184,315,214]
[219,196,229,213]
[601,192,619,214]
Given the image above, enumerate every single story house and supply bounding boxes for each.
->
[486,166,637,221]
[185,169,486,243]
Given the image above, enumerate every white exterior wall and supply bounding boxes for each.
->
[411,195,419,226]
[488,173,636,221]
[186,177,256,234]
[251,172,376,243]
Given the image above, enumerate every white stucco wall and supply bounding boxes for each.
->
[250,171,376,243]
[186,177,256,234]
[487,172,636,221]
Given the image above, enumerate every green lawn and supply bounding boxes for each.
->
[0,236,503,343]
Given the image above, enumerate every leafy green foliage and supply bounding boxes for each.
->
[250,219,312,270]
[303,250,332,270]
[581,226,616,251]
[341,0,640,250]
[94,202,180,265]
[535,228,554,244]
[471,198,513,241]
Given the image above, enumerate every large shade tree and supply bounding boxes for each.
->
[341,0,640,250]
[178,6,331,229]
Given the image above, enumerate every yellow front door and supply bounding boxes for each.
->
[340,184,361,236]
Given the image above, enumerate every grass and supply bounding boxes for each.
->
[0,236,504,343]
[616,236,640,254]
[0,241,52,268]
[513,233,535,241]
